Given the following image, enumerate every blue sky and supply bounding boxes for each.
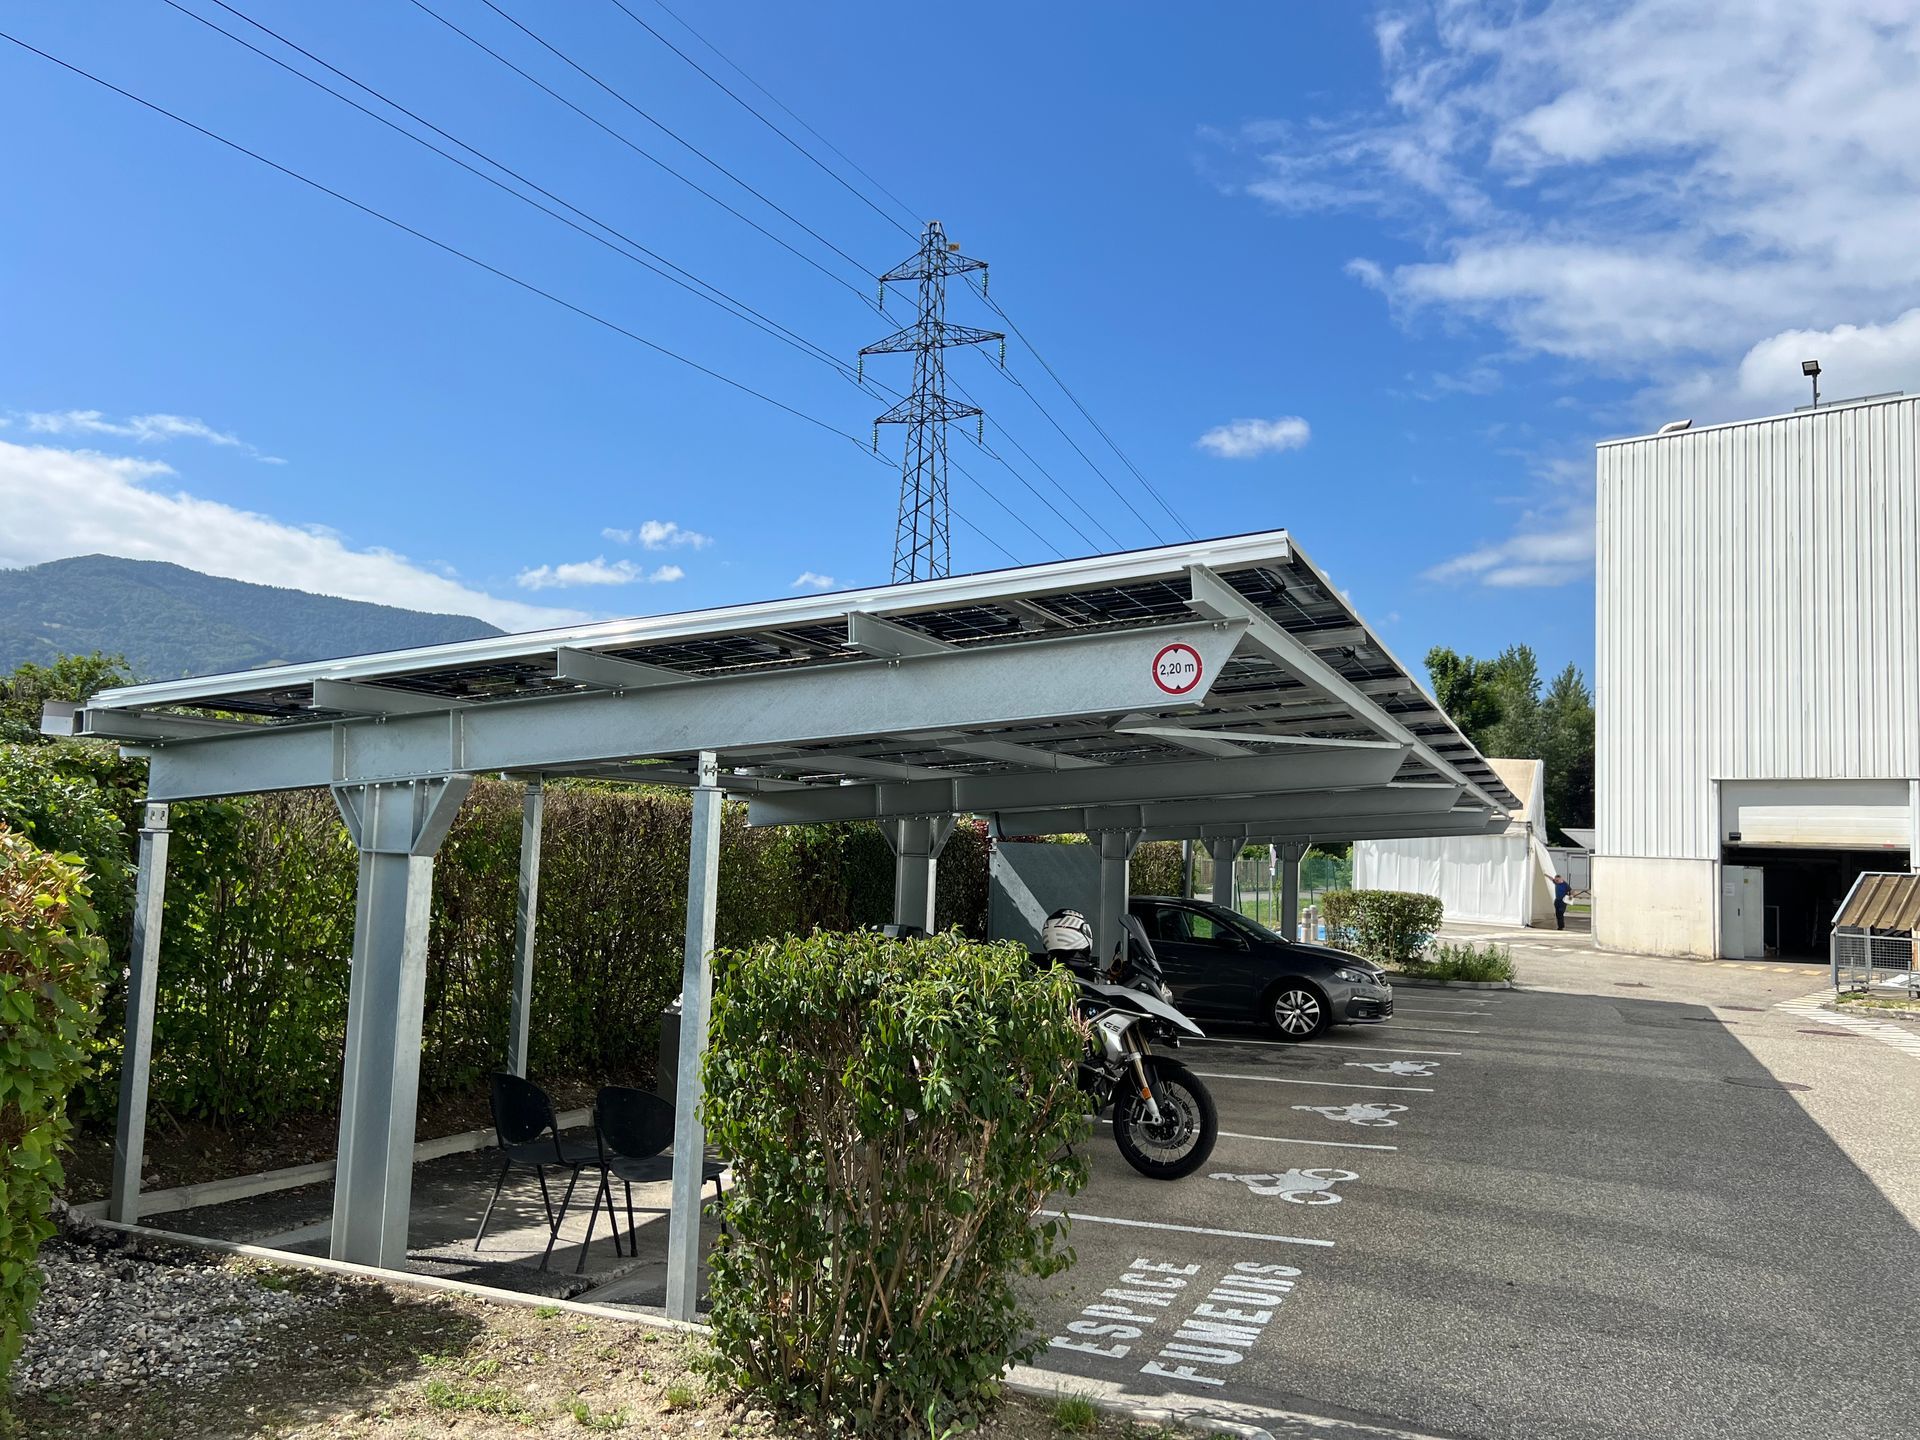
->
[6,2,1919,685]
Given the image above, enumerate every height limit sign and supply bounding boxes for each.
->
[1152,642,1204,696]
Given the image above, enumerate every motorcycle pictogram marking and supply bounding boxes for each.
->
[1346,1060,1438,1077]
[1210,1168,1357,1204]
[1292,1101,1407,1127]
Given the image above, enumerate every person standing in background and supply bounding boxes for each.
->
[1553,874,1571,931]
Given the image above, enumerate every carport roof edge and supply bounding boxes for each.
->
[60,528,1520,815]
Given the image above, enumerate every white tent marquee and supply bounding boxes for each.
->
[1353,757,1557,927]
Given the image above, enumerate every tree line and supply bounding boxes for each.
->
[1425,644,1595,844]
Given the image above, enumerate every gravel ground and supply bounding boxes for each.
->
[7,1218,1182,1440]
[14,1213,351,1397]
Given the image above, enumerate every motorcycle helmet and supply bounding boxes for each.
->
[1041,908,1094,959]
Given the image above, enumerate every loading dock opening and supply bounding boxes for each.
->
[44,529,1519,1321]
[1723,845,1913,958]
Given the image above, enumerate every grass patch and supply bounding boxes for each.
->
[662,1380,699,1412]
[1836,991,1920,1014]
[569,1399,629,1430]
[1050,1390,1100,1433]
[1410,941,1516,983]
[422,1377,526,1414]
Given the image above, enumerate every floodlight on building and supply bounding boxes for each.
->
[1802,358,1822,408]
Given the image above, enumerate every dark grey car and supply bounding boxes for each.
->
[1128,896,1393,1041]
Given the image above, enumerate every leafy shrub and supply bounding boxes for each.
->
[1417,942,1516,983]
[702,930,1090,1433]
[0,827,109,1388]
[1320,889,1444,968]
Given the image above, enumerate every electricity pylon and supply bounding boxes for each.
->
[859,221,1003,583]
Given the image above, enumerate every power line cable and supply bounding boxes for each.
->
[603,0,916,243]
[468,0,879,288]
[0,28,880,451]
[170,2,1078,563]
[962,335,1169,543]
[401,0,877,310]
[168,0,865,387]
[969,276,1193,534]
[13,27,1035,570]
[602,0,1181,542]
[645,0,925,235]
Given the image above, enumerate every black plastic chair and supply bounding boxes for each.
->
[473,1072,602,1270]
[572,1085,727,1273]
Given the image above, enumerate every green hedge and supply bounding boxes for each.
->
[1320,888,1444,968]
[0,827,109,1389]
[702,930,1089,1432]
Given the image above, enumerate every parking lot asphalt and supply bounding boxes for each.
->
[1026,947,1920,1440]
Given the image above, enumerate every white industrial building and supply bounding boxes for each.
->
[1595,390,1920,959]
[1354,757,1558,928]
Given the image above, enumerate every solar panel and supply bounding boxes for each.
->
[71,529,1522,817]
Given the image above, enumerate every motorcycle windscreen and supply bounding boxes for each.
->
[1078,979,1206,1038]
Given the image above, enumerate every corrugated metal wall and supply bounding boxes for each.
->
[1597,396,1920,861]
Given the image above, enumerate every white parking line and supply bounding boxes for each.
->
[1038,1209,1335,1248]
[1392,1005,1495,1016]
[1191,1035,1464,1058]
[1097,1118,1398,1151]
[1191,1070,1432,1093]
[1382,1024,1483,1035]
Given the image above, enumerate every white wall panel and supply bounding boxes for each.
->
[1598,396,1920,861]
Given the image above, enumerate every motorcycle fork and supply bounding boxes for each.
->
[1124,1039,1164,1126]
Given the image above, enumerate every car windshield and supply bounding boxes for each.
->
[1193,902,1285,946]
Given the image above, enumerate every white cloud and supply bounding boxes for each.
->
[1227,1,1920,399]
[1726,308,1920,412]
[791,571,836,590]
[1196,415,1311,459]
[601,520,712,550]
[0,439,587,629]
[1424,507,1595,589]
[21,408,283,462]
[516,557,686,590]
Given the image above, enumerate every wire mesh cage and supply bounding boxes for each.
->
[1829,872,1920,996]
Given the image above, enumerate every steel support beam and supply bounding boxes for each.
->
[1186,564,1507,813]
[846,611,952,658]
[750,746,1406,827]
[554,648,694,690]
[1181,839,1195,900]
[883,815,957,931]
[1209,838,1237,908]
[108,803,170,1225]
[667,753,723,1322]
[123,619,1246,802]
[1095,829,1140,970]
[1277,840,1306,941]
[505,779,544,1078]
[329,774,472,1269]
[1143,809,1509,846]
[991,782,1460,840]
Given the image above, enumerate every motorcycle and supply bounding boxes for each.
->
[1037,916,1219,1180]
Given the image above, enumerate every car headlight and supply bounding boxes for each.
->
[1331,966,1375,984]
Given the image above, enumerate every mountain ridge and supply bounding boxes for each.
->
[0,554,504,680]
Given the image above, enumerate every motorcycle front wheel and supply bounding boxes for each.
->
[1112,1057,1218,1180]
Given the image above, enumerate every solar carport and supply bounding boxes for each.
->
[47,528,1518,1320]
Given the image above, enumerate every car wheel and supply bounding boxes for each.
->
[1266,982,1330,1042]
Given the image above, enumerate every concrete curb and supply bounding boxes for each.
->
[1004,1365,1454,1439]
[1383,974,1513,990]
[81,1214,702,1333]
[73,1107,593,1222]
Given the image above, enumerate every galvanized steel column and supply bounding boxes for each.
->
[1277,841,1307,941]
[505,779,545,1077]
[329,775,472,1270]
[108,802,170,1224]
[884,815,957,932]
[666,752,723,1322]
[1209,838,1237,908]
[1095,830,1138,970]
